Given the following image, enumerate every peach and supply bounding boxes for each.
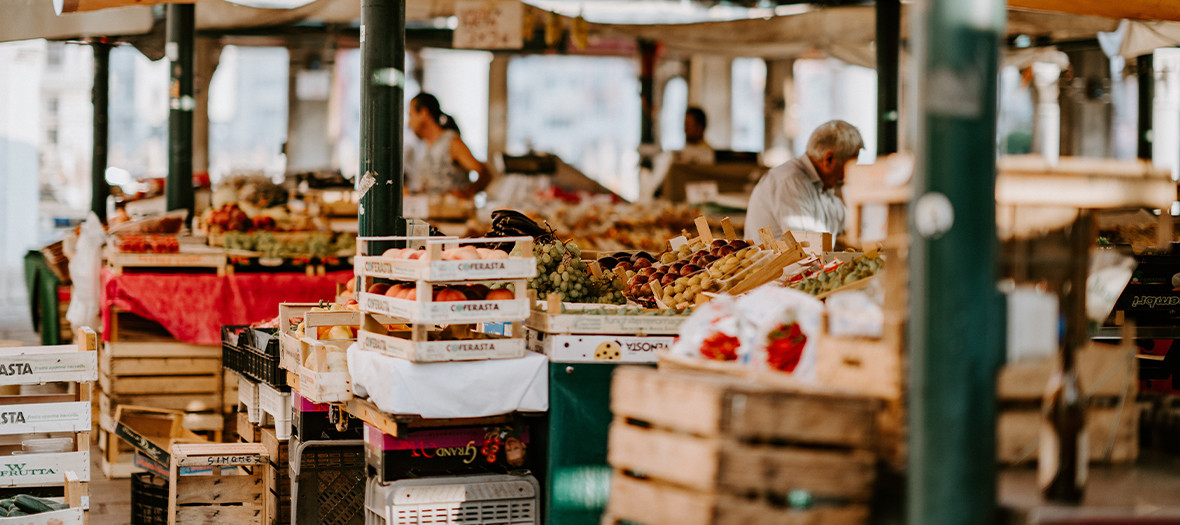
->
[485,289,515,301]
[368,283,391,295]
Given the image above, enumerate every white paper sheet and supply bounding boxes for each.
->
[347,344,548,419]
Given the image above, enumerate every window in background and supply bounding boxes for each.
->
[507,55,641,200]
[997,65,1034,156]
[108,45,168,182]
[208,45,288,182]
[420,48,491,162]
[792,58,877,164]
[731,57,766,153]
[333,49,420,180]
[659,76,688,152]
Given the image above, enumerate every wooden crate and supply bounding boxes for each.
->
[98,427,141,479]
[105,245,227,276]
[99,341,222,395]
[605,367,878,525]
[261,427,291,525]
[996,342,1139,465]
[168,443,267,525]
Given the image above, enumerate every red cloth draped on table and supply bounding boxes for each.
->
[101,268,350,345]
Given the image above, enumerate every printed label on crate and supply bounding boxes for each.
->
[0,350,97,385]
[364,423,532,482]
[527,332,672,363]
[180,454,264,467]
[293,391,329,413]
[0,451,89,487]
[360,292,528,323]
[115,423,170,466]
[135,452,213,477]
[296,367,351,403]
[0,401,90,436]
[357,255,537,282]
[359,329,525,362]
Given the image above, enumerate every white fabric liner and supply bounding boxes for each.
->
[347,343,549,419]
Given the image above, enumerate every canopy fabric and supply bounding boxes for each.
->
[0,0,152,43]
[1105,19,1180,59]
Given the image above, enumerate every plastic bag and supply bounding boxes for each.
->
[1087,248,1137,322]
[65,213,106,330]
[734,285,823,380]
[670,295,745,363]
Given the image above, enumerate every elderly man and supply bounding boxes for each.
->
[744,120,864,240]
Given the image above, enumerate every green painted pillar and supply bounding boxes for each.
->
[166,4,195,220]
[359,0,405,248]
[1137,54,1153,160]
[876,0,900,156]
[91,41,111,222]
[638,39,657,147]
[908,0,1005,523]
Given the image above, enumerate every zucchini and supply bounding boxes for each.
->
[0,507,10,517]
[7,510,26,516]
[13,494,52,514]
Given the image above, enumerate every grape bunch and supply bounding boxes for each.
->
[589,269,627,305]
[526,240,594,302]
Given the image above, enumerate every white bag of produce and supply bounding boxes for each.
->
[670,295,745,363]
[826,288,884,339]
[66,213,105,331]
[734,285,823,381]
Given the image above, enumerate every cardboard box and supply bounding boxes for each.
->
[364,422,533,482]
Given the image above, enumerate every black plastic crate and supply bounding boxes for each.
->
[131,471,168,525]
[291,439,366,525]
[223,325,286,388]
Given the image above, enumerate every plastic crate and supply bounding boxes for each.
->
[131,471,169,525]
[223,325,287,388]
[291,439,366,525]
[364,474,539,525]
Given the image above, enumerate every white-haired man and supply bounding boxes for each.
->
[745,120,865,240]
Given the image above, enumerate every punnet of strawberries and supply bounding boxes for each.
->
[765,322,806,373]
[700,332,741,361]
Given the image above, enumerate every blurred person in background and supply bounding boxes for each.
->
[744,120,864,240]
[406,92,491,198]
[673,106,714,164]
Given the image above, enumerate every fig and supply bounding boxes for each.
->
[729,240,749,250]
[711,239,727,250]
[630,274,650,286]
[637,267,656,277]
[634,252,656,262]
[661,273,678,286]
[681,265,701,276]
[717,245,737,257]
[634,258,653,269]
[615,261,633,273]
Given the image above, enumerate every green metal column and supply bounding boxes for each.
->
[91,41,110,222]
[166,4,195,220]
[638,39,656,148]
[908,0,1005,523]
[876,0,900,156]
[359,0,405,245]
[1137,54,1153,160]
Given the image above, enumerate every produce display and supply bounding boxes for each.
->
[115,234,180,254]
[222,231,355,258]
[0,494,70,516]
[372,282,517,302]
[522,240,626,304]
[788,254,883,296]
[380,246,510,261]
[473,203,728,252]
[623,239,757,305]
[547,304,693,316]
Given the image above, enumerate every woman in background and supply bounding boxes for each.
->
[406,93,492,198]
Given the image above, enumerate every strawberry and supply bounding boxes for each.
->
[700,332,740,361]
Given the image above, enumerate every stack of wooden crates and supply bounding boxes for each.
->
[97,310,235,478]
[0,328,98,524]
[237,399,291,525]
[604,367,880,525]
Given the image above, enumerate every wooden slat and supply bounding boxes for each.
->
[174,475,264,505]
[261,427,288,467]
[103,342,221,359]
[104,357,221,377]
[174,505,263,525]
[608,421,875,501]
[606,471,869,525]
[1008,0,1180,22]
[996,405,1139,465]
[102,392,222,413]
[610,367,877,449]
[101,375,220,395]
[998,343,1136,402]
[173,443,268,467]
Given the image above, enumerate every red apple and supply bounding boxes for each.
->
[368,283,391,295]
[615,261,633,273]
[485,289,515,301]
[633,258,652,269]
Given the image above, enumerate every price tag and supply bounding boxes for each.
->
[685,181,719,205]
[453,0,524,50]
[403,196,429,219]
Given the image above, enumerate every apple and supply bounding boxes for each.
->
[368,283,391,295]
[711,239,727,250]
[630,274,650,286]
[633,258,652,269]
[381,248,404,258]
[730,240,749,250]
[717,245,736,257]
[637,267,656,277]
[670,262,685,273]
[435,288,468,302]
[345,277,356,293]
[486,289,515,301]
[661,273,678,286]
[681,265,701,276]
[615,261,633,273]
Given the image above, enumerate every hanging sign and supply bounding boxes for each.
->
[454,0,524,50]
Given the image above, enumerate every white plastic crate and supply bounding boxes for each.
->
[365,474,539,525]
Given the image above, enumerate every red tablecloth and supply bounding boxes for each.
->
[102,268,350,345]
